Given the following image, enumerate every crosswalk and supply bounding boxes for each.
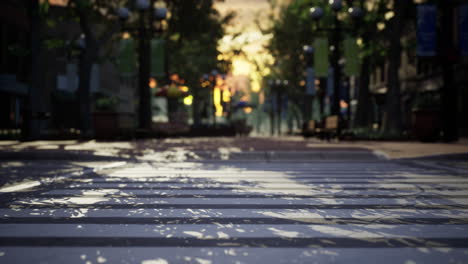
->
[1,160,468,263]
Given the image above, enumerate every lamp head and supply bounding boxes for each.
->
[303,45,314,54]
[136,0,150,11]
[76,35,86,49]
[117,7,131,20]
[310,7,324,20]
[348,6,364,19]
[329,0,343,12]
[154,8,167,20]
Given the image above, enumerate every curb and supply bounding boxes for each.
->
[181,150,383,162]
[0,151,129,161]
[398,160,468,175]
[372,150,390,160]
[0,161,127,193]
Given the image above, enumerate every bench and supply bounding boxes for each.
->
[302,120,317,138]
[317,115,339,141]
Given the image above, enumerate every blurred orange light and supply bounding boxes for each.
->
[40,0,68,6]
[122,32,131,39]
[244,107,253,114]
[216,76,224,86]
[170,73,180,82]
[340,100,349,109]
[149,78,157,89]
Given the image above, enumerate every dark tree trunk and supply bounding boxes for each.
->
[72,0,124,137]
[440,2,458,142]
[382,1,407,135]
[74,0,98,137]
[355,55,371,128]
[193,90,201,126]
[77,48,95,136]
[28,0,43,139]
[138,10,152,130]
[277,91,282,135]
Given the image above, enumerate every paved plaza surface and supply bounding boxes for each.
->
[1,138,468,263]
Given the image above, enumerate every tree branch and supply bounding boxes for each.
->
[97,20,122,46]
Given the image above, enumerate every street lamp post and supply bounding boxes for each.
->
[210,69,219,126]
[135,0,167,131]
[136,0,152,131]
[268,79,288,136]
[310,0,363,135]
[303,45,314,122]
[440,1,458,142]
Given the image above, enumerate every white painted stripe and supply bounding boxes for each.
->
[2,208,468,219]
[0,161,127,193]
[0,247,467,264]
[96,162,127,170]
[0,224,467,239]
[65,183,468,189]
[77,177,468,183]
[0,181,42,193]
[101,171,456,176]
[11,197,468,206]
[43,189,468,196]
[104,170,433,174]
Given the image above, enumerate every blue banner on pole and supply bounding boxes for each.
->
[340,80,349,102]
[305,67,315,95]
[460,5,468,56]
[417,4,437,57]
[282,96,288,119]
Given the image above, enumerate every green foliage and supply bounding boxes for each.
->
[412,92,441,110]
[7,44,29,57]
[94,93,119,112]
[166,0,234,88]
[39,1,50,15]
[343,127,407,140]
[44,38,66,50]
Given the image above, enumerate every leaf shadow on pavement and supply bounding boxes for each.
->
[1,157,468,263]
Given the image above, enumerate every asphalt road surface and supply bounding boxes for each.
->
[1,154,468,263]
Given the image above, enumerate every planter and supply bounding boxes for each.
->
[93,112,118,139]
[412,109,440,142]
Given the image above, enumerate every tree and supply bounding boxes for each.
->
[165,0,234,125]
[354,0,388,129]
[28,0,44,139]
[267,0,368,125]
[266,0,320,124]
[381,0,414,136]
[68,0,125,136]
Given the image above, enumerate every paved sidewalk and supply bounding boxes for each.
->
[2,157,468,263]
[1,137,467,160]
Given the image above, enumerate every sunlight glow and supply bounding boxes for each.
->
[357,38,363,47]
[213,87,223,117]
[122,32,131,39]
[377,22,386,31]
[232,58,252,76]
[385,11,395,21]
[183,95,193,106]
